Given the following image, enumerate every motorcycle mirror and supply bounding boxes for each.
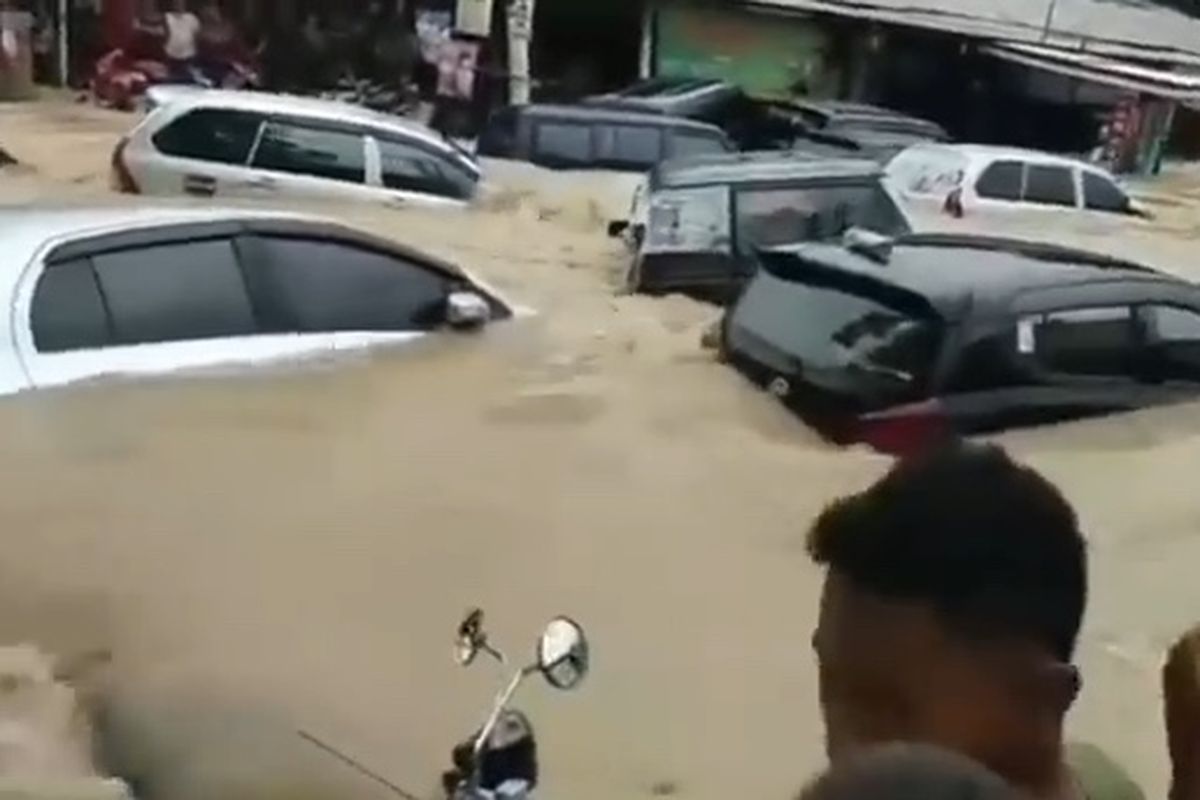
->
[537,617,589,691]
[455,608,485,666]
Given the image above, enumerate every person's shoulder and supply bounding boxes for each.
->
[1065,742,1144,800]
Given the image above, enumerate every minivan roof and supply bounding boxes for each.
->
[762,233,1172,317]
[654,151,883,190]
[510,103,727,132]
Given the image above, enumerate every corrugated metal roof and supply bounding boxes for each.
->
[745,0,1200,64]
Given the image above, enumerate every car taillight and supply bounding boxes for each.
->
[110,138,140,194]
[854,399,950,456]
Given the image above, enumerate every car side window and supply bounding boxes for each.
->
[595,125,663,170]
[532,121,593,167]
[1029,306,1138,378]
[1023,165,1076,207]
[945,326,1028,393]
[1083,172,1130,213]
[152,108,264,165]
[1143,304,1200,382]
[377,137,473,200]
[32,240,257,353]
[241,237,452,333]
[477,108,519,157]
[974,160,1023,201]
[94,240,257,346]
[670,130,729,159]
[252,121,367,184]
[31,258,111,353]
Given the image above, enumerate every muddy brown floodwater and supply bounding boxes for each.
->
[2,98,1200,800]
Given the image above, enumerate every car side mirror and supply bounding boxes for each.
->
[446,290,490,330]
[607,220,630,238]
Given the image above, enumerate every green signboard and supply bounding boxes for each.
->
[654,3,833,99]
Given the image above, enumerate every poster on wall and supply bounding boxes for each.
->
[654,5,830,99]
[455,0,493,38]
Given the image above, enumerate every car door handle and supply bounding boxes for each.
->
[243,176,277,190]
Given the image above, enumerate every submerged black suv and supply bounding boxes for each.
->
[719,231,1200,453]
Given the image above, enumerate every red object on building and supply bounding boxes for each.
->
[103,0,137,50]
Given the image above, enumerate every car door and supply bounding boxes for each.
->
[15,235,338,390]
[366,134,475,210]
[246,118,381,204]
[142,107,268,198]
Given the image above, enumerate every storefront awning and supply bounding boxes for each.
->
[980,41,1200,103]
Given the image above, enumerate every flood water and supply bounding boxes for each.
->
[2,99,1200,800]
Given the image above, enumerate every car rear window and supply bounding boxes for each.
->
[730,265,943,401]
[734,183,909,254]
[670,130,730,159]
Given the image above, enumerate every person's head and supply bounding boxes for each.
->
[799,743,1021,800]
[808,441,1085,788]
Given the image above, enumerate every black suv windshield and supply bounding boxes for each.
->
[728,265,943,404]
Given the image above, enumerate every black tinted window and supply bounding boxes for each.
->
[1145,305,1200,382]
[670,130,729,159]
[478,108,519,156]
[975,160,1022,201]
[377,138,474,200]
[595,125,662,169]
[1033,307,1137,377]
[533,122,592,166]
[1083,172,1129,213]
[946,327,1027,392]
[31,258,110,353]
[152,108,263,165]
[252,122,366,183]
[1023,165,1076,207]
[730,268,942,402]
[243,237,450,333]
[92,240,257,346]
[734,183,909,253]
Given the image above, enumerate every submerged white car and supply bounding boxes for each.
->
[114,89,482,210]
[0,205,514,395]
[886,143,1147,220]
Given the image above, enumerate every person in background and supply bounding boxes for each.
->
[162,0,199,82]
[195,1,251,87]
[128,0,165,61]
[806,441,1142,800]
[798,743,1021,800]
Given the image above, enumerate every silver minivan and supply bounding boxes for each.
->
[115,88,482,210]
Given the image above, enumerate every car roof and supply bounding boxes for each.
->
[153,88,460,153]
[507,103,726,132]
[900,143,1109,173]
[608,77,728,97]
[0,204,467,293]
[653,151,882,189]
[762,233,1174,318]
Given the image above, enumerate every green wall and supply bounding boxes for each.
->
[654,2,834,99]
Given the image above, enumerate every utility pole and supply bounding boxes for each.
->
[507,0,534,105]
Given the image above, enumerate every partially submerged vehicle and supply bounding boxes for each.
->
[608,152,911,297]
[886,143,1148,220]
[717,230,1200,453]
[2,205,514,395]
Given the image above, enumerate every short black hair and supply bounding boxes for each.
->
[799,743,1020,800]
[807,441,1086,661]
